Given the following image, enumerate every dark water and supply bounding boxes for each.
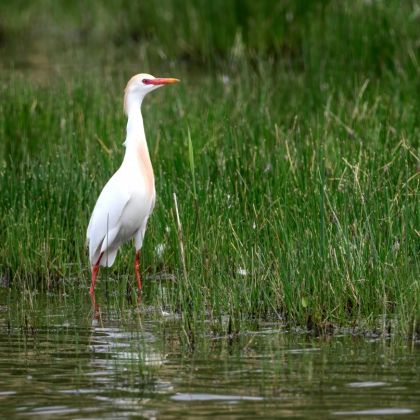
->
[1,298,420,419]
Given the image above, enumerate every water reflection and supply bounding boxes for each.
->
[333,408,415,416]
[0,301,419,418]
[171,393,264,401]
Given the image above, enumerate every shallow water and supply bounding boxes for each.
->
[1,298,420,419]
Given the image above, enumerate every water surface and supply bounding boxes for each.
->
[1,296,419,418]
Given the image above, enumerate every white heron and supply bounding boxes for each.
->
[86,73,180,297]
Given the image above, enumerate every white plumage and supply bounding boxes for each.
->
[86,73,179,296]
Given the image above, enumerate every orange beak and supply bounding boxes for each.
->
[143,77,180,85]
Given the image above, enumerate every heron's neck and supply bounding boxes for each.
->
[123,106,154,191]
[124,106,146,148]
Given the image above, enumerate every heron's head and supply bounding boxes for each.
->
[124,73,180,115]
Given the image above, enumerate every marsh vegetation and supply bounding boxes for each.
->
[0,0,419,335]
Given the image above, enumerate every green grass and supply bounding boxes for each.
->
[0,1,419,336]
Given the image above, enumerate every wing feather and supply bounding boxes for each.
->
[86,171,131,266]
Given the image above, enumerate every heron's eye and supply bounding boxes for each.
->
[142,79,151,85]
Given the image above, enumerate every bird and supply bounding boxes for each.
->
[86,73,180,297]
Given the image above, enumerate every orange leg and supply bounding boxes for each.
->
[135,250,142,293]
[89,252,103,297]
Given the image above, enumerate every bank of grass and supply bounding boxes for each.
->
[0,1,419,335]
[1,64,418,335]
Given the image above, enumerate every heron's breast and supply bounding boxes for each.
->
[136,144,155,198]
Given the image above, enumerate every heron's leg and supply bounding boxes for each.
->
[89,252,103,296]
[135,250,142,293]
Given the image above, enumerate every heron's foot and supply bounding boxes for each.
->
[92,303,101,321]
